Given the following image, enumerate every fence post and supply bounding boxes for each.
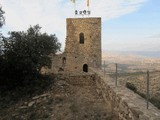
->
[146,70,150,109]
[115,63,118,87]
[104,61,106,77]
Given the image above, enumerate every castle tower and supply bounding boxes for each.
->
[63,17,101,73]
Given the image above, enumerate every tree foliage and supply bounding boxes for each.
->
[0,6,5,28]
[0,6,5,54]
[0,25,61,87]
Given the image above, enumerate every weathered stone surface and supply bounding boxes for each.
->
[28,101,35,107]
[56,80,69,86]
[32,93,49,100]
[18,106,28,109]
[139,115,150,120]
[32,96,40,100]
[51,18,101,73]
[40,93,49,97]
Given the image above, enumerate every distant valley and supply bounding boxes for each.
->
[102,51,160,109]
[103,51,160,58]
[102,51,160,73]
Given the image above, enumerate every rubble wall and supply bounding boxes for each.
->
[91,69,160,120]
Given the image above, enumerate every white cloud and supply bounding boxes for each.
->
[1,0,147,49]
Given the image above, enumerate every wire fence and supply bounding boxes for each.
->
[101,60,160,109]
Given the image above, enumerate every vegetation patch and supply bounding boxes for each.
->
[126,82,137,92]
[126,82,160,109]
[0,25,61,90]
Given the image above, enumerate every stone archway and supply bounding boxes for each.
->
[83,64,88,72]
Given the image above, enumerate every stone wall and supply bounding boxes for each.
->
[91,68,160,120]
[63,73,95,86]
[54,70,160,119]
[51,18,102,73]
[65,18,101,69]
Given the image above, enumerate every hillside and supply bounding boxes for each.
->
[0,74,118,120]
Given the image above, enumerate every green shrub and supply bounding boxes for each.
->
[150,97,160,109]
[126,82,160,109]
[126,82,137,92]
[0,25,61,89]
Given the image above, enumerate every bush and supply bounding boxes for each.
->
[126,82,137,92]
[126,82,160,109]
[150,97,160,109]
[0,25,61,89]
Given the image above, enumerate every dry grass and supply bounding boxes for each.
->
[0,74,118,120]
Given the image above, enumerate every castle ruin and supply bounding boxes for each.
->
[51,17,101,73]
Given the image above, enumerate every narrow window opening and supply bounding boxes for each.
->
[79,33,84,44]
[62,57,66,64]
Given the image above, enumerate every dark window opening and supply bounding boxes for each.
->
[62,57,66,64]
[83,64,88,72]
[79,33,84,44]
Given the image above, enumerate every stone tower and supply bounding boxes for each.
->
[63,17,101,73]
[51,17,101,73]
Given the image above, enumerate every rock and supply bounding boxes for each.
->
[139,115,150,120]
[36,99,41,104]
[28,101,35,107]
[19,106,28,109]
[56,80,69,86]
[42,97,47,101]
[40,93,49,97]
[31,93,49,101]
[24,102,28,105]
[32,96,40,100]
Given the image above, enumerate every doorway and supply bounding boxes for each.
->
[83,64,88,72]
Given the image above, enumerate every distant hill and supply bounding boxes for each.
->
[104,51,160,58]
[102,51,160,73]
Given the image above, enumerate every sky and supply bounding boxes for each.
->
[0,0,160,51]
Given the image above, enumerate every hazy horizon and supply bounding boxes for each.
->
[102,50,160,58]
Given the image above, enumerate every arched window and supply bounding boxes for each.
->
[79,33,84,44]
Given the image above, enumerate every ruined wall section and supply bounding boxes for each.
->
[91,68,160,120]
[51,53,66,73]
